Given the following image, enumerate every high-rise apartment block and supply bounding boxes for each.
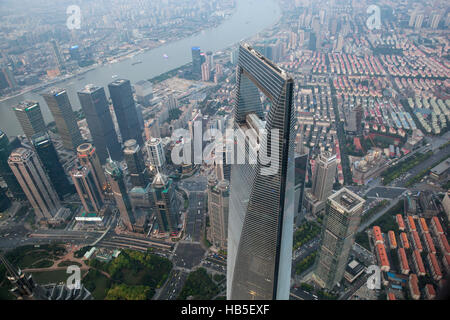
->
[77,85,122,163]
[105,159,134,231]
[71,165,104,214]
[108,79,143,146]
[146,137,166,169]
[134,80,153,107]
[207,176,229,250]
[313,188,365,290]
[13,101,47,141]
[305,151,337,215]
[123,139,150,188]
[8,147,61,220]
[76,143,107,190]
[42,88,83,151]
[151,172,179,233]
[31,132,73,200]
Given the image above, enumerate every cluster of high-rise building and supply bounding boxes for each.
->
[0,74,183,234]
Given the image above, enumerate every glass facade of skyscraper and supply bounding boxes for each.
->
[227,43,295,300]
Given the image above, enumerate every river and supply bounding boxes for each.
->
[0,0,281,136]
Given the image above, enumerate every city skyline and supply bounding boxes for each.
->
[0,0,449,305]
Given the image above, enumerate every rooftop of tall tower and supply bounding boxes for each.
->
[79,84,102,93]
[8,148,34,164]
[241,42,291,81]
[44,87,66,96]
[153,172,168,186]
[13,101,39,111]
[329,187,365,213]
[109,78,129,86]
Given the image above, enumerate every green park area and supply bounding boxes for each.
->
[88,249,172,300]
[294,251,317,275]
[381,151,432,185]
[360,200,389,224]
[293,222,321,251]
[178,268,221,300]
[0,244,67,299]
[3,244,66,269]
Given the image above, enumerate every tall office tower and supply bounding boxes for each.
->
[430,13,442,29]
[230,49,238,65]
[151,172,179,233]
[69,45,81,64]
[206,51,214,70]
[335,33,344,53]
[311,151,337,202]
[0,130,24,199]
[77,84,122,164]
[354,105,363,134]
[168,94,178,112]
[144,118,161,140]
[71,165,104,214]
[312,188,365,290]
[76,143,107,191]
[146,137,166,170]
[108,79,143,146]
[134,80,153,107]
[50,39,65,71]
[294,154,308,226]
[191,47,202,78]
[207,176,229,250]
[228,43,295,300]
[8,148,61,221]
[409,10,417,27]
[31,132,73,201]
[201,63,211,81]
[105,159,134,231]
[415,14,424,29]
[42,88,83,151]
[13,101,47,141]
[123,139,150,188]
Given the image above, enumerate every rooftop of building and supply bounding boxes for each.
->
[14,100,39,111]
[329,187,365,212]
[430,159,450,176]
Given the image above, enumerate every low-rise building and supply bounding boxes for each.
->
[388,230,397,249]
[400,232,410,249]
[376,243,390,272]
[408,273,420,300]
[424,233,437,254]
[431,216,444,236]
[398,247,410,275]
[396,214,405,231]
[412,249,426,276]
[425,284,436,300]
[411,231,423,253]
[373,226,383,245]
[437,233,450,256]
[427,253,443,281]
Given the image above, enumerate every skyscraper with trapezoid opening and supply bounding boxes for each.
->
[227,43,295,300]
